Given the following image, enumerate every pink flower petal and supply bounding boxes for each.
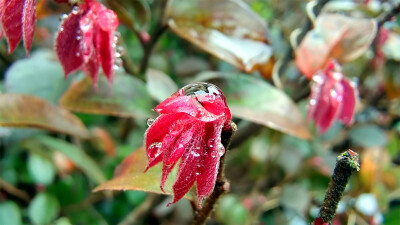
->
[22,0,36,55]
[55,10,84,76]
[169,124,205,206]
[196,120,225,204]
[79,11,94,62]
[1,0,24,53]
[97,8,118,32]
[83,48,100,86]
[161,122,198,191]
[338,78,356,125]
[96,28,115,82]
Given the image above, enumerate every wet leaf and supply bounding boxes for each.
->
[60,72,154,118]
[28,153,56,185]
[106,0,150,31]
[33,136,106,184]
[195,72,311,139]
[0,93,89,138]
[0,201,22,225]
[166,0,273,73]
[93,147,196,201]
[28,193,59,225]
[349,124,387,148]
[5,50,71,104]
[296,14,377,78]
[145,69,178,102]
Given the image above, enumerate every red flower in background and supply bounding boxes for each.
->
[145,82,231,206]
[308,60,357,134]
[0,0,36,54]
[55,0,119,85]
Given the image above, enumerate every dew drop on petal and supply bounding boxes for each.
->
[71,6,80,15]
[148,142,162,158]
[207,139,215,148]
[60,14,68,22]
[147,118,155,126]
[218,143,225,156]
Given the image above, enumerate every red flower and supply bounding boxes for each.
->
[0,0,36,55]
[308,60,357,134]
[145,82,231,206]
[55,0,119,85]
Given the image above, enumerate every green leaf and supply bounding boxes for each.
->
[53,217,73,225]
[0,94,89,138]
[28,192,60,225]
[5,50,72,104]
[384,206,400,225]
[33,136,106,184]
[28,153,56,185]
[195,72,311,139]
[216,195,248,225]
[0,201,22,225]
[60,72,154,118]
[145,69,178,102]
[349,124,387,147]
[93,147,196,201]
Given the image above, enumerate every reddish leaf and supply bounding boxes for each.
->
[296,14,377,78]
[22,0,36,55]
[97,28,115,82]
[166,0,272,74]
[93,146,196,201]
[0,93,89,138]
[55,11,84,76]
[145,82,231,207]
[2,0,24,53]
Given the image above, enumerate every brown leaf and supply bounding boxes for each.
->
[166,0,273,73]
[93,146,196,200]
[296,14,377,78]
[60,73,154,118]
[92,127,116,157]
[0,93,89,138]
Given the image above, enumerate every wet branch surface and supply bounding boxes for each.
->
[317,150,360,224]
[191,122,237,225]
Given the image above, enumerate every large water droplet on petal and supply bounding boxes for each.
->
[148,142,162,158]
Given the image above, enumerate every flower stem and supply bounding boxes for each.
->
[315,150,360,224]
[191,122,237,225]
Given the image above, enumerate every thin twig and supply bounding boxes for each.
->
[191,122,237,225]
[377,3,400,28]
[139,0,169,75]
[0,178,31,202]
[118,194,160,225]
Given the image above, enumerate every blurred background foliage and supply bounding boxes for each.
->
[1,0,400,224]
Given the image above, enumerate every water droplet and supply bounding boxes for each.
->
[148,142,162,158]
[218,143,225,156]
[193,152,200,157]
[310,99,316,106]
[195,172,200,176]
[71,6,80,15]
[179,82,225,109]
[147,118,155,126]
[76,35,82,40]
[75,52,80,57]
[207,139,215,148]
[59,27,64,32]
[59,14,68,22]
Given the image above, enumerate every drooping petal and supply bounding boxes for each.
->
[161,121,199,191]
[22,0,36,55]
[96,27,115,82]
[1,0,24,53]
[55,10,84,76]
[338,78,357,125]
[314,83,343,133]
[0,0,5,39]
[196,120,225,204]
[79,10,95,62]
[169,123,205,206]
[145,113,189,149]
